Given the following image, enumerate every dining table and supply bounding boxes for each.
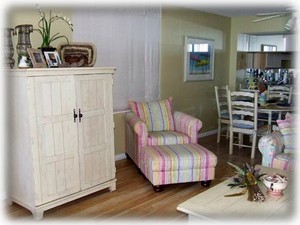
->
[257,102,294,133]
[239,89,295,133]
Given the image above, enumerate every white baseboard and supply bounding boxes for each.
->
[198,129,218,138]
[115,153,127,161]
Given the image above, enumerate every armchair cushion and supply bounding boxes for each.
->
[148,131,191,146]
[129,97,175,132]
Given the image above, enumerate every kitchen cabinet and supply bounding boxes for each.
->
[252,52,267,68]
[236,52,263,69]
[7,67,116,220]
[237,52,293,69]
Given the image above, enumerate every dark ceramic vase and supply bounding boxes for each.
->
[40,46,57,54]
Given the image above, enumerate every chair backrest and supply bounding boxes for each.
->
[214,85,229,119]
[227,90,258,132]
[267,85,293,104]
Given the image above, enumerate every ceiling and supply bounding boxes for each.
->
[193,6,289,17]
[172,1,295,17]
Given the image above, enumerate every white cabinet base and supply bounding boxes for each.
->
[9,179,116,220]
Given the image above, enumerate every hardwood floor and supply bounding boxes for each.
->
[4,134,262,222]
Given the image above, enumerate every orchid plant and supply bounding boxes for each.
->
[35,5,73,48]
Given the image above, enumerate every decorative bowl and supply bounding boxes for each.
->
[262,174,288,197]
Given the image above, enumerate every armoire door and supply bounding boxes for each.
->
[75,75,115,190]
[34,76,81,203]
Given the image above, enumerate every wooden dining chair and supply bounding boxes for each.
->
[267,85,293,104]
[214,85,229,143]
[227,90,259,159]
[263,85,293,124]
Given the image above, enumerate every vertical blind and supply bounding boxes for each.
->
[73,7,161,111]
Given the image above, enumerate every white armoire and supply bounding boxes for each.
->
[7,67,116,219]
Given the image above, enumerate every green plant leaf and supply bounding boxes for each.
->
[224,189,247,197]
[227,162,245,175]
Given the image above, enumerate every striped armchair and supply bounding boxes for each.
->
[125,98,202,168]
[258,113,295,171]
[258,131,295,171]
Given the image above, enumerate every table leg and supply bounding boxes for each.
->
[267,111,272,133]
[278,112,282,120]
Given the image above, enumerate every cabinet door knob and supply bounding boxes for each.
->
[73,109,78,123]
[79,109,83,122]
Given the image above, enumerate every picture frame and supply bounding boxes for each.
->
[184,36,215,81]
[44,50,62,67]
[27,48,47,68]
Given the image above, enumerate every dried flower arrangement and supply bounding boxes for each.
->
[225,162,266,203]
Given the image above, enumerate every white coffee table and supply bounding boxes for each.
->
[177,165,293,223]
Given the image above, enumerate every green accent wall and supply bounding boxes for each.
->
[160,7,231,133]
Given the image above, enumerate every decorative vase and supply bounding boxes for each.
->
[4,28,16,69]
[18,56,29,68]
[15,24,33,62]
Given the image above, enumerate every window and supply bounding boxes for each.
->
[188,43,209,52]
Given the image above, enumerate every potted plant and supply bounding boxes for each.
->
[34,4,73,49]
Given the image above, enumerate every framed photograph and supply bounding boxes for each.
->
[44,51,62,67]
[184,36,215,81]
[27,48,47,68]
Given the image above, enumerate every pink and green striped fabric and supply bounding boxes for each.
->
[173,111,202,143]
[277,113,295,154]
[125,110,202,169]
[129,97,175,132]
[148,131,191,146]
[258,131,283,168]
[258,131,294,171]
[140,144,217,186]
[272,153,295,171]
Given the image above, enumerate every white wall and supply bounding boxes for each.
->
[249,34,285,51]
[238,33,295,52]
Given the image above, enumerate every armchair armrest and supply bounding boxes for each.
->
[258,131,284,167]
[125,112,148,168]
[125,111,148,138]
[173,111,202,143]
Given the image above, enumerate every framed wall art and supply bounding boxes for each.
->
[27,48,47,68]
[184,36,215,81]
[44,51,62,67]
